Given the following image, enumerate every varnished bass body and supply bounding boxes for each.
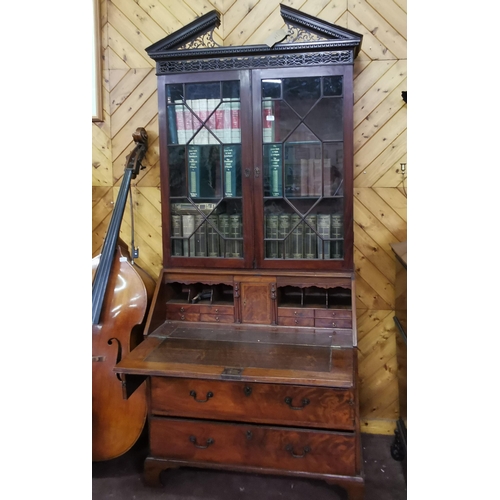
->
[92,128,154,461]
[92,244,154,461]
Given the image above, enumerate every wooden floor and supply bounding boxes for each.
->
[92,432,406,499]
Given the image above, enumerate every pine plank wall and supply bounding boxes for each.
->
[92,0,407,435]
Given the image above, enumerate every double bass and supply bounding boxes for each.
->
[92,127,155,461]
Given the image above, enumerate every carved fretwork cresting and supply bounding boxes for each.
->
[177,30,221,50]
[158,51,352,74]
[284,25,330,43]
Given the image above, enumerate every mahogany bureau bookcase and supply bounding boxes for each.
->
[115,5,365,499]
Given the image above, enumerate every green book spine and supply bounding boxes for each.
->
[229,214,243,258]
[207,215,219,257]
[223,145,237,197]
[181,214,195,257]
[278,214,291,259]
[218,214,230,257]
[171,215,183,256]
[317,214,331,259]
[291,214,304,259]
[268,144,282,197]
[194,214,207,257]
[265,214,279,258]
[187,145,201,197]
[331,213,344,259]
[304,215,317,259]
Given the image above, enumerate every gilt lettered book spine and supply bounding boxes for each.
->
[187,145,201,198]
[218,214,230,257]
[304,215,317,259]
[194,214,207,257]
[317,214,331,259]
[175,100,186,144]
[265,214,279,258]
[181,214,195,257]
[207,215,219,257]
[223,145,237,197]
[171,215,183,256]
[331,213,343,259]
[229,214,243,258]
[278,214,291,259]
[268,144,282,197]
[291,214,303,259]
[230,99,241,143]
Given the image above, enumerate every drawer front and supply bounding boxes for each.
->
[199,313,234,323]
[278,308,315,318]
[277,316,314,327]
[314,318,352,329]
[150,377,355,430]
[149,417,356,476]
[198,305,234,315]
[314,309,352,320]
[166,309,200,322]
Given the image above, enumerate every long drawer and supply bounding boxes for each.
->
[150,377,355,430]
[149,417,356,476]
[166,303,234,323]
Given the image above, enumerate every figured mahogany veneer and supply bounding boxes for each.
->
[150,377,355,430]
[149,417,357,476]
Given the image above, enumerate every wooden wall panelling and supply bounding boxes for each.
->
[91,0,407,433]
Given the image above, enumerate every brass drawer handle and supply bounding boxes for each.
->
[284,397,310,410]
[332,322,336,327]
[180,314,185,320]
[285,444,311,458]
[180,307,185,313]
[189,390,213,403]
[244,386,252,397]
[189,436,214,449]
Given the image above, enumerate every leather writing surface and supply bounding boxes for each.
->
[145,337,332,372]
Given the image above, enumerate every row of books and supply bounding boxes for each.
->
[265,143,343,197]
[172,99,241,145]
[172,214,243,258]
[265,213,343,259]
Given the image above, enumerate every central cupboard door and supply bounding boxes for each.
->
[160,66,353,270]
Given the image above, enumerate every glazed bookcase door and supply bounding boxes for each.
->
[158,70,254,269]
[252,66,354,270]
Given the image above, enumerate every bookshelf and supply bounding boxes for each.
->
[114,5,365,500]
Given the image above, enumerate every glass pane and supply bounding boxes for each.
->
[262,79,281,99]
[323,143,344,197]
[323,76,343,96]
[283,77,321,117]
[263,100,300,144]
[263,198,344,260]
[283,140,321,198]
[304,98,343,141]
[171,199,244,259]
[168,146,186,197]
[186,144,223,198]
[166,82,240,146]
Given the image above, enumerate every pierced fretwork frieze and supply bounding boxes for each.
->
[158,51,352,74]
